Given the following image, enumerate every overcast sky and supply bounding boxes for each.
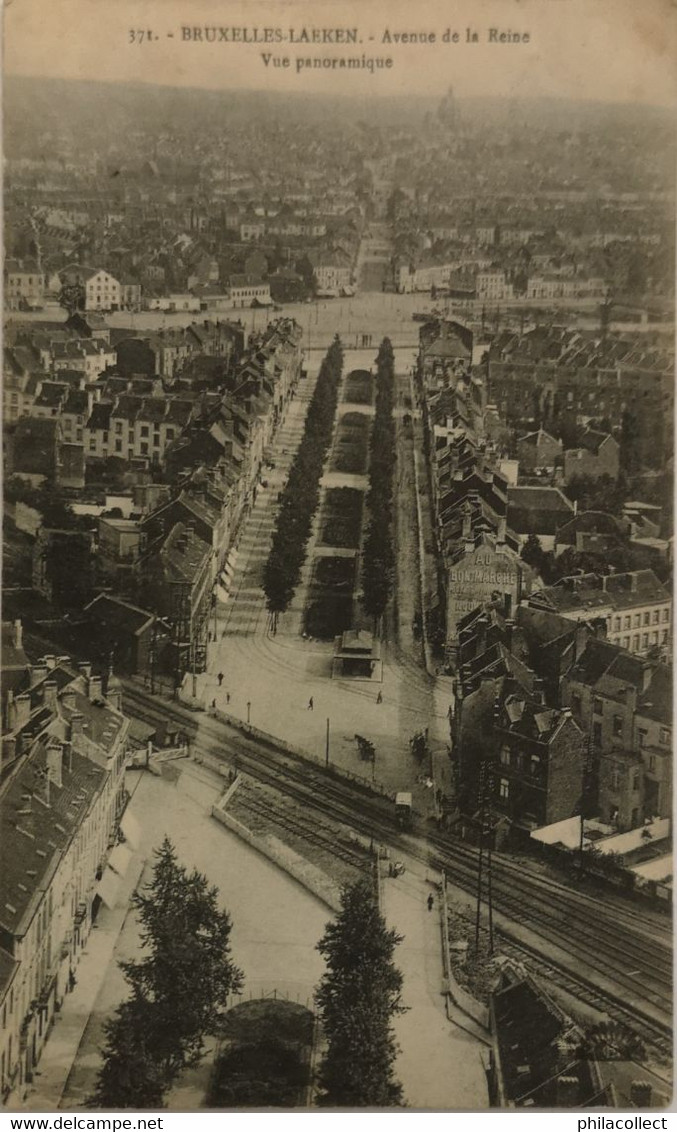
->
[5,0,676,105]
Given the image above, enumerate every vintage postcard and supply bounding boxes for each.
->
[1,0,674,1115]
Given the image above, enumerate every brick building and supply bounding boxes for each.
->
[561,639,672,830]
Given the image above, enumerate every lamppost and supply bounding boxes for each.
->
[325,717,330,768]
[246,700,251,725]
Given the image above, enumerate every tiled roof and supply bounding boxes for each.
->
[0,738,106,935]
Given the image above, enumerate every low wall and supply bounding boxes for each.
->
[211,801,341,913]
[440,873,490,1032]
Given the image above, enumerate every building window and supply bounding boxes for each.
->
[613,617,621,632]
[659,728,670,745]
[634,614,641,628]
[643,612,650,626]
[624,616,631,630]
[140,426,149,438]
[648,755,656,772]
[622,637,630,649]
[662,609,669,622]
[140,442,148,455]
[499,778,509,800]
[638,728,648,747]
[115,421,122,434]
[653,610,660,625]
[115,440,122,453]
[593,697,603,716]
[593,722,602,747]
[632,772,640,792]
[613,715,623,737]
[642,633,649,648]
[499,747,510,766]
[633,635,640,650]
[611,768,620,790]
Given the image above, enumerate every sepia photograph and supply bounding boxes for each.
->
[0,0,674,1115]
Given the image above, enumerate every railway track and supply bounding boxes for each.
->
[231,788,369,870]
[122,683,672,1041]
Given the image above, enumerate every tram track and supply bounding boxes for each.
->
[122,683,672,1041]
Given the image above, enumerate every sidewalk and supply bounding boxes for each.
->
[21,852,147,1111]
[381,865,488,1110]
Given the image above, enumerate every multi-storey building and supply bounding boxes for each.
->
[528,570,671,659]
[561,639,672,830]
[0,659,129,1103]
[3,261,45,311]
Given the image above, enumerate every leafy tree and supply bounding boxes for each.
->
[89,998,167,1109]
[521,533,546,576]
[361,339,396,625]
[90,838,242,1107]
[57,281,86,314]
[315,879,405,1107]
[620,408,642,476]
[264,337,344,616]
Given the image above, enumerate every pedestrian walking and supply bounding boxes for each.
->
[217,672,224,686]
[376,690,383,704]
[211,698,216,711]
[427,894,434,912]
[226,692,230,704]
[308,696,314,711]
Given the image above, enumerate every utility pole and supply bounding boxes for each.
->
[474,761,495,955]
[191,629,197,699]
[325,717,330,768]
[580,712,596,872]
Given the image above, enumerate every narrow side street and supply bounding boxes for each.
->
[382,865,489,1110]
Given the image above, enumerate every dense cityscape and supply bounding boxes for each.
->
[1,76,674,1111]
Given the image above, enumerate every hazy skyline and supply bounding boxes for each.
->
[4,0,677,107]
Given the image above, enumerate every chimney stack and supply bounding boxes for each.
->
[78,662,92,679]
[13,620,23,650]
[30,663,48,688]
[555,1076,580,1107]
[44,680,59,712]
[641,663,652,694]
[497,517,507,544]
[44,654,56,670]
[15,693,31,728]
[533,677,545,705]
[61,688,77,713]
[630,1082,653,1108]
[46,741,63,788]
[70,712,84,738]
[504,618,515,651]
[88,675,103,701]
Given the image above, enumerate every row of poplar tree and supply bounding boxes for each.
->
[362,338,396,624]
[91,842,405,1108]
[263,335,344,619]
